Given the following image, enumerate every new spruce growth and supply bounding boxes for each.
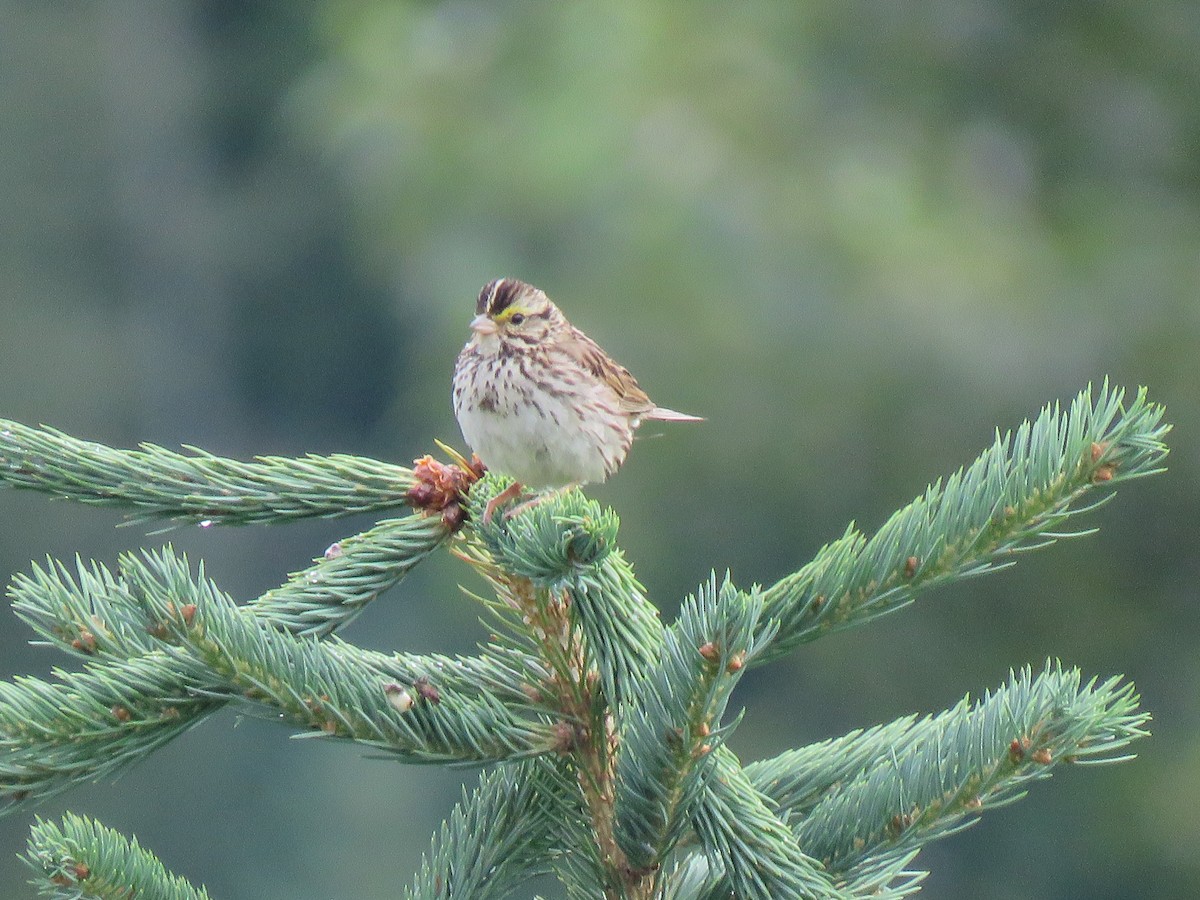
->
[0,382,1170,898]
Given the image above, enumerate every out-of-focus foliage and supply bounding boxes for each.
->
[1,2,1196,898]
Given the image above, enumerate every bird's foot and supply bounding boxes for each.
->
[501,484,578,520]
[482,481,525,524]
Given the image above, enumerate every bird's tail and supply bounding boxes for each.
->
[645,406,705,422]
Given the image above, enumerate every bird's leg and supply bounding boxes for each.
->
[502,483,578,520]
[482,481,525,524]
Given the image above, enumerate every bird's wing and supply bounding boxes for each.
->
[561,326,657,415]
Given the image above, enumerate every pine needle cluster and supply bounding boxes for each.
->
[0,382,1170,898]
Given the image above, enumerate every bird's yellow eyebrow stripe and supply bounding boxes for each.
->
[493,306,524,322]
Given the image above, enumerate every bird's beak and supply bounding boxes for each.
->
[469,314,499,336]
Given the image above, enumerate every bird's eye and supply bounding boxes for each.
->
[509,313,526,325]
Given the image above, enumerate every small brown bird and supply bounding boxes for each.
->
[453,278,701,519]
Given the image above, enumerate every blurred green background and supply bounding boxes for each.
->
[1,2,1197,897]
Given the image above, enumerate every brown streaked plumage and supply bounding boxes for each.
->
[453,278,701,517]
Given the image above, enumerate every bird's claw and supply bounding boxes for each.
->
[482,481,525,524]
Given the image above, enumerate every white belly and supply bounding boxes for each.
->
[454,352,632,487]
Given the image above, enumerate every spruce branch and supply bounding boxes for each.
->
[659,854,717,900]
[455,481,707,898]
[0,419,417,525]
[744,716,923,823]
[689,747,843,899]
[10,512,447,653]
[12,554,170,660]
[120,548,556,763]
[690,664,1146,897]
[2,547,551,809]
[614,576,768,876]
[456,507,632,896]
[246,512,447,636]
[757,382,1169,662]
[464,476,663,709]
[0,384,1171,897]
[24,812,211,900]
[789,663,1148,889]
[10,544,541,710]
[406,759,575,900]
[0,656,217,814]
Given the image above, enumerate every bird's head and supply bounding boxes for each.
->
[470,278,562,345]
